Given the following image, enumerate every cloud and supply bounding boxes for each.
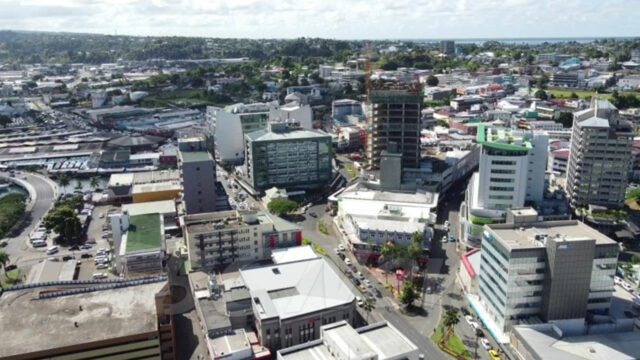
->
[0,0,638,39]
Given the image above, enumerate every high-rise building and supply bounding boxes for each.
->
[440,40,455,55]
[478,216,619,333]
[367,86,422,169]
[461,125,549,247]
[179,150,217,215]
[565,99,634,209]
[207,102,313,165]
[244,123,332,192]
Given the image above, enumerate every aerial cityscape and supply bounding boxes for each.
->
[1,1,640,360]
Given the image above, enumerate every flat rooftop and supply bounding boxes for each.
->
[0,281,166,358]
[513,325,640,360]
[122,200,176,216]
[488,220,616,251]
[126,214,162,253]
[184,210,273,233]
[180,150,212,163]
[210,329,251,358]
[109,169,180,187]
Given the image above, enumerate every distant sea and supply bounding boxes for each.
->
[407,37,637,45]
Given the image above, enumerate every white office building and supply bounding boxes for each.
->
[460,125,549,247]
[207,102,312,165]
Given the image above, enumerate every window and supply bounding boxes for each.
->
[196,167,200,171]
[490,178,514,183]
[491,169,516,174]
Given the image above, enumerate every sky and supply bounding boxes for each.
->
[0,0,639,39]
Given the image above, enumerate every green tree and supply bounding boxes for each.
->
[0,250,9,275]
[75,180,82,190]
[0,114,11,128]
[89,176,100,190]
[362,298,375,323]
[442,308,460,334]
[267,199,298,216]
[399,281,418,307]
[535,89,548,100]
[426,75,439,86]
[43,206,81,243]
[556,112,573,128]
[58,173,70,193]
[380,242,393,283]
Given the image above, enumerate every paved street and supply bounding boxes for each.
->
[1,171,57,265]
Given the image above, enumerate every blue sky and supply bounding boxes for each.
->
[0,0,638,39]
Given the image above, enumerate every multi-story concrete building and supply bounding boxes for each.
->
[548,148,569,174]
[565,99,634,209]
[111,212,165,277]
[461,125,549,247]
[244,123,332,192]
[207,102,277,165]
[207,102,313,165]
[240,257,357,351]
[0,279,175,360]
[440,40,455,55]
[277,321,420,360]
[332,99,363,123]
[367,86,422,169]
[477,217,619,334]
[179,150,217,215]
[183,210,302,271]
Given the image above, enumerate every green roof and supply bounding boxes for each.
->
[180,151,212,163]
[476,124,532,152]
[126,214,162,253]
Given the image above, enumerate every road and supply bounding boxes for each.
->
[1,171,57,266]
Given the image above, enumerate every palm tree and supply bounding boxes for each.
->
[58,173,70,193]
[362,298,374,324]
[89,176,100,191]
[380,242,394,284]
[442,308,460,334]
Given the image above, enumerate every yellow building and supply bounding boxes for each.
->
[132,181,181,203]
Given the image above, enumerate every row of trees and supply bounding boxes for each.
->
[42,194,84,245]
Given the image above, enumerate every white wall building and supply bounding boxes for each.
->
[460,125,549,247]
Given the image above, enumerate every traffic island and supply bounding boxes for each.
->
[431,315,473,360]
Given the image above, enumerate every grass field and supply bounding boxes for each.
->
[549,87,640,102]
[431,316,473,360]
[1,269,20,288]
[141,89,233,108]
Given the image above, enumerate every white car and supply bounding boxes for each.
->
[356,271,364,280]
[481,338,492,350]
[622,282,634,292]
[338,244,346,252]
[442,235,448,243]
[344,258,352,266]
[364,279,372,287]
[334,248,340,255]
[96,263,108,269]
[444,220,450,228]
[614,276,622,285]
[470,321,480,331]
[356,296,364,307]
[92,272,108,279]
[465,315,474,325]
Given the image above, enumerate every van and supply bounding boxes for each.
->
[46,246,59,255]
[92,273,107,279]
[32,240,47,247]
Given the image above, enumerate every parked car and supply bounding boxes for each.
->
[356,296,364,307]
[614,276,622,285]
[449,234,456,242]
[0,240,7,247]
[470,321,480,331]
[48,257,59,262]
[356,271,364,280]
[364,279,372,287]
[62,255,75,261]
[96,263,108,269]
[622,282,634,292]
[46,246,59,255]
[488,349,500,360]
[334,248,340,255]
[481,338,492,350]
[5,264,17,271]
[92,272,108,279]
[81,253,93,259]
[338,244,346,252]
[309,212,317,218]
[80,243,92,250]
[344,258,352,266]
[441,235,448,243]
[69,245,79,251]
[461,307,470,316]
[465,315,474,325]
